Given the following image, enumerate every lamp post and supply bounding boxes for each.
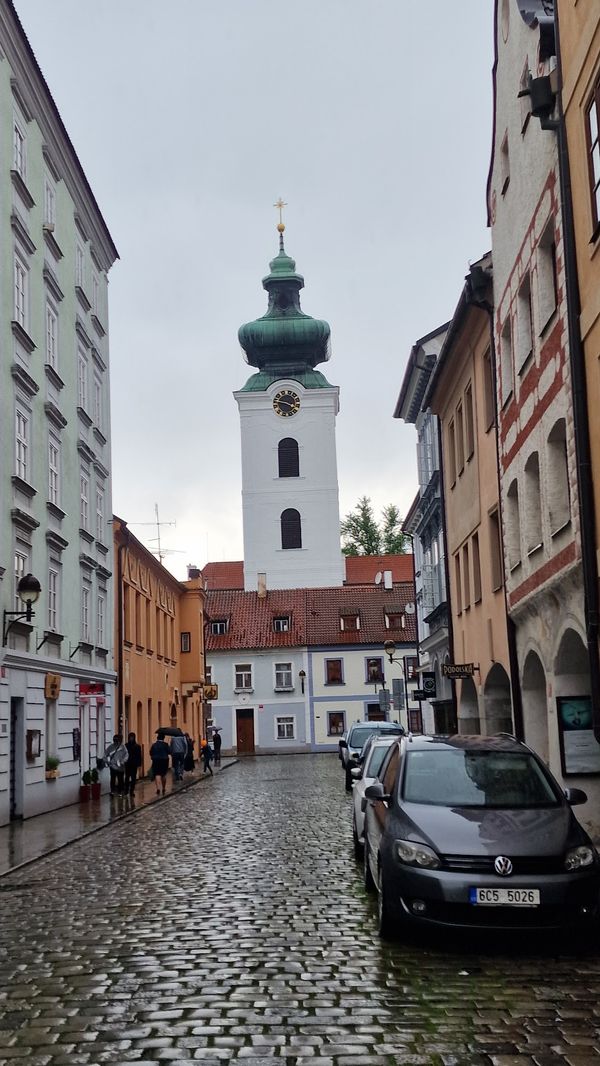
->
[3,573,42,646]
[298,669,306,694]
[383,639,420,732]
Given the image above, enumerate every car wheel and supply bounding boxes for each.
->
[377,865,397,940]
[363,833,375,892]
[345,767,353,792]
[352,814,363,861]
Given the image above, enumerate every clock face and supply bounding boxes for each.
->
[273,389,301,417]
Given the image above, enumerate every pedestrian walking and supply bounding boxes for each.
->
[104,734,128,796]
[170,731,187,781]
[184,733,195,773]
[150,731,170,796]
[212,728,222,766]
[124,732,142,796]
[202,740,214,776]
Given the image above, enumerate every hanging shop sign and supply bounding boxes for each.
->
[44,673,61,699]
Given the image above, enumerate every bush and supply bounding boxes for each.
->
[82,769,92,786]
[45,756,60,771]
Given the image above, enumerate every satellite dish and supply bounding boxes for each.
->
[405,602,415,614]
[374,572,382,585]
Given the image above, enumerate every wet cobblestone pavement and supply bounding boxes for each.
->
[1,754,600,1065]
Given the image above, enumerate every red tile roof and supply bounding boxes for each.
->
[202,554,414,590]
[205,583,416,651]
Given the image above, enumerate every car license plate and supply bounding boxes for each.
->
[469,887,540,906]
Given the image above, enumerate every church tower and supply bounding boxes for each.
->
[235,215,345,592]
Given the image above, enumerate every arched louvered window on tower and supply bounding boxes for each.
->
[281,508,302,550]
[278,437,299,478]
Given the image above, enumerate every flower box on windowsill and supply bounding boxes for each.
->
[45,769,60,781]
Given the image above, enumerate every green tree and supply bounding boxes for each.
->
[340,497,409,556]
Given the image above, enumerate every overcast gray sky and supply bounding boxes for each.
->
[17,0,493,578]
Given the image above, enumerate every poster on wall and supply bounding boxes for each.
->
[557,696,600,775]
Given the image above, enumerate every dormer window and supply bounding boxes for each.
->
[273,615,290,633]
[385,612,404,630]
[340,613,360,631]
[211,619,228,636]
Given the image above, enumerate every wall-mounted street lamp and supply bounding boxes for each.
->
[3,573,41,646]
[384,639,402,665]
[299,669,306,694]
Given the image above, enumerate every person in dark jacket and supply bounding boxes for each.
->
[212,729,222,766]
[150,732,170,796]
[184,733,195,772]
[202,741,214,776]
[124,732,142,796]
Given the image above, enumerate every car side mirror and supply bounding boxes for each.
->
[339,740,348,749]
[564,787,588,806]
[364,781,390,803]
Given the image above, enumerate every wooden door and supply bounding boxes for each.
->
[236,708,255,754]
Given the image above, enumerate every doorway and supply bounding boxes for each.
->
[9,698,24,821]
[236,708,255,753]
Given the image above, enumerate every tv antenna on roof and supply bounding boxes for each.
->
[128,503,184,564]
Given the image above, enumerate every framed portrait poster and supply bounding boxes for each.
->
[556,696,600,775]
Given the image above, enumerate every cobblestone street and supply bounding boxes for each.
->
[1,754,600,1065]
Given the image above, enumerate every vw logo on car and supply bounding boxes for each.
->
[494,855,513,876]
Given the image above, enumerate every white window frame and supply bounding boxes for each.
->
[80,472,90,530]
[234,663,253,691]
[81,585,90,643]
[276,715,296,741]
[45,302,58,369]
[76,244,85,288]
[14,549,28,611]
[13,118,26,179]
[95,486,104,541]
[48,432,60,506]
[273,616,290,633]
[93,374,102,429]
[14,254,27,328]
[274,662,293,690]
[92,273,99,314]
[211,620,228,635]
[44,178,56,226]
[48,566,59,631]
[97,590,106,647]
[15,406,29,482]
[77,350,88,410]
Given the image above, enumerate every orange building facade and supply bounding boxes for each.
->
[113,517,206,770]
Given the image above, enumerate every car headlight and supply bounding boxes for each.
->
[565,845,597,871]
[395,840,441,869]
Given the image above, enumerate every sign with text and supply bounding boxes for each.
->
[411,689,428,701]
[443,663,475,679]
[44,673,61,700]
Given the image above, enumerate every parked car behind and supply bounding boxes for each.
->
[363,733,600,938]
[351,735,396,859]
[340,720,405,791]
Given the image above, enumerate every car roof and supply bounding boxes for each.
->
[348,721,403,731]
[401,733,527,753]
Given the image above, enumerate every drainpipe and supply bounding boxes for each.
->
[116,528,129,736]
[466,269,524,740]
[435,417,459,729]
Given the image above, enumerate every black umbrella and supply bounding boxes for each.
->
[156,726,184,736]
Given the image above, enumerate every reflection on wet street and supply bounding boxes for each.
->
[1,753,600,1064]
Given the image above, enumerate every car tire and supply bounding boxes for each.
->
[363,833,375,892]
[345,767,353,792]
[377,865,397,940]
[352,814,363,861]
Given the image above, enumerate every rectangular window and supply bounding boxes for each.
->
[276,716,295,740]
[489,508,504,591]
[13,119,26,179]
[273,616,290,633]
[45,303,58,368]
[483,348,495,431]
[76,244,84,288]
[366,657,384,683]
[462,543,470,610]
[97,591,105,647]
[80,473,89,530]
[501,317,513,405]
[327,711,345,736]
[455,553,462,615]
[586,80,600,233]
[448,419,457,486]
[205,665,212,683]
[93,375,102,429]
[500,132,510,195]
[77,351,88,410]
[44,179,56,226]
[340,613,360,631]
[181,631,191,653]
[472,532,482,604]
[325,658,344,685]
[14,256,27,328]
[275,662,293,689]
[48,567,58,631]
[145,598,152,651]
[538,223,558,331]
[235,664,252,690]
[92,274,99,314]
[14,550,27,610]
[465,382,475,459]
[517,274,534,370]
[15,408,29,482]
[456,402,465,473]
[385,612,403,630]
[211,619,228,635]
[48,433,60,506]
[81,586,90,642]
[95,487,104,541]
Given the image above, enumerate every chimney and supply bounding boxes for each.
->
[257,572,267,599]
[187,565,201,579]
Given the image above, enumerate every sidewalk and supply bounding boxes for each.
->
[0,758,237,878]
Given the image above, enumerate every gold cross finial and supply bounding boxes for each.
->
[274,197,287,233]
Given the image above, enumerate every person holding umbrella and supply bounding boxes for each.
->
[170,730,187,782]
[149,731,170,796]
[212,727,222,766]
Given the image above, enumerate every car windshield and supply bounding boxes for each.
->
[365,742,393,778]
[402,749,560,808]
[348,727,379,749]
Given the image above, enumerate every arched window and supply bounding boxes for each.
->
[278,438,299,478]
[547,419,570,534]
[281,509,302,549]
[506,478,521,570]
[524,452,542,554]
